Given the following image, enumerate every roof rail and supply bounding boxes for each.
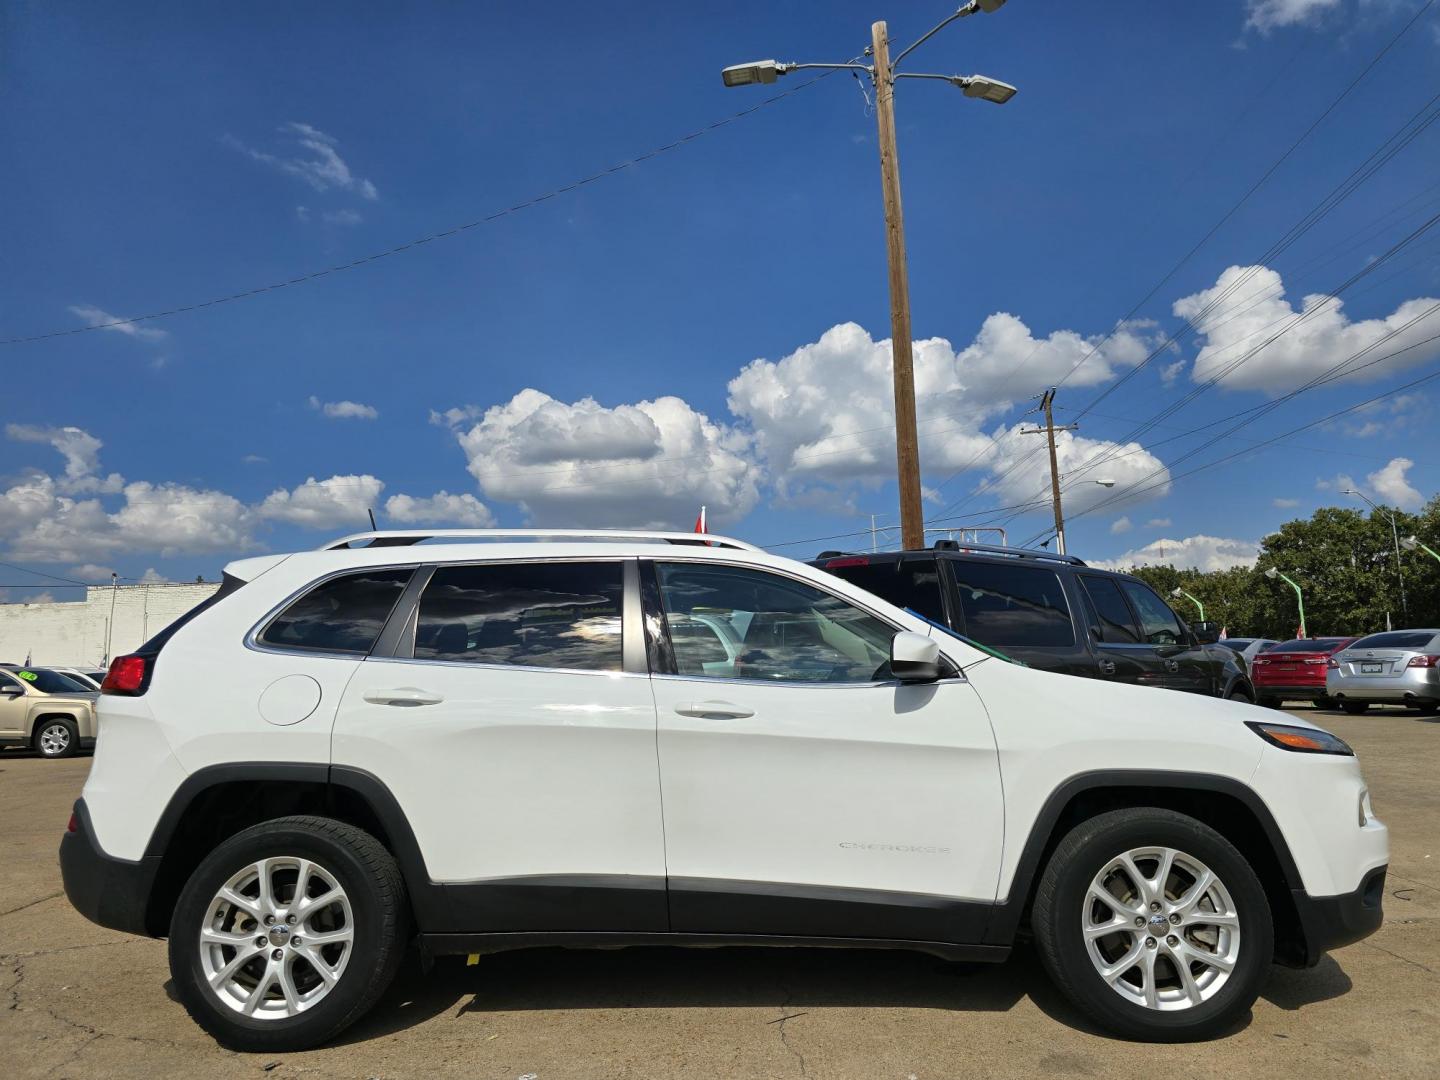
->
[931,539,1087,565]
[319,529,762,553]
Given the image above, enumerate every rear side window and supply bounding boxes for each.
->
[1119,580,1186,646]
[951,562,1074,647]
[260,568,414,655]
[1079,576,1141,644]
[822,558,948,625]
[414,561,624,672]
[1349,631,1438,650]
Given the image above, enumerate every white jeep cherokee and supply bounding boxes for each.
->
[61,530,1388,1050]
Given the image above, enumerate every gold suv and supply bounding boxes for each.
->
[0,666,97,758]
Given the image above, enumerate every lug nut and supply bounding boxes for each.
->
[263,915,274,926]
[1167,935,1178,946]
[1149,901,1161,912]
[291,937,302,947]
[286,914,296,925]
[1169,913,1181,924]
[255,937,266,947]
[272,949,283,961]
[1134,916,1145,927]
[1145,937,1158,949]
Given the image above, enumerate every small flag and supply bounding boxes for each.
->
[694,506,707,535]
[1218,626,1228,640]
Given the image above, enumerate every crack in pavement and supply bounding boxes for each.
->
[0,891,63,919]
[773,975,809,1079]
[1363,940,1437,976]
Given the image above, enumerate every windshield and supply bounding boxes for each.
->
[1350,631,1438,651]
[1220,639,1253,651]
[1269,638,1349,654]
[11,668,92,695]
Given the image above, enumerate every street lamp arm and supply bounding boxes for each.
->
[785,62,874,74]
[892,0,1003,69]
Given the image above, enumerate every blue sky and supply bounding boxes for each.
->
[3,0,1439,599]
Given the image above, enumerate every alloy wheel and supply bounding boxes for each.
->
[199,856,354,1019]
[38,723,71,756]
[1082,846,1241,1011]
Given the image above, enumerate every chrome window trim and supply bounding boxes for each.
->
[244,564,421,660]
[361,653,648,680]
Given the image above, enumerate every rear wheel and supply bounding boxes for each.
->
[1225,685,1253,705]
[1341,701,1370,715]
[34,717,79,758]
[1314,696,1334,710]
[1409,701,1439,716]
[168,816,407,1052]
[1033,807,1271,1042]
[1255,696,1279,709]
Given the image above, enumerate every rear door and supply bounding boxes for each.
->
[1076,574,1159,686]
[332,557,668,931]
[1116,579,1215,695]
[944,559,1090,675]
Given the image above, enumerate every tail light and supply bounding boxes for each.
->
[1327,657,1340,669]
[66,812,79,834]
[824,556,871,568]
[101,654,148,695]
[1406,655,1440,669]
[1253,658,1270,666]
[1303,658,1328,665]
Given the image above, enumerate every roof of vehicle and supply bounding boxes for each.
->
[321,529,762,552]
[813,540,1088,568]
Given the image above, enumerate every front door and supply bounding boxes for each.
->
[644,559,1003,944]
[332,557,668,931]
[0,670,29,739]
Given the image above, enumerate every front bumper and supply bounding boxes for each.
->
[59,798,160,937]
[1286,865,1387,967]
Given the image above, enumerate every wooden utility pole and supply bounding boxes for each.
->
[1021,388,1079,554]
[871,21,925,552]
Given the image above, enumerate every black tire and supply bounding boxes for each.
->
[1255,696,1279,709]
[1341,701,1370,715]
[168,816,408,1052]
[33,716,79,758]
[1032,807,1272,1042]
[1225,685,1253,705]
[1409,701,1439,716]
[1314,697,1334,710]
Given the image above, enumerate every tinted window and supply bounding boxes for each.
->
[1079,576,1141,644]
[657,562,894,683]
[666,616,734,674]
[1119,580,1186,646]
[415,561,623,671]
[1349,631,1438,651]
[950,562,1073,647]
[821,558,947,625]
[1269,638,1349,653]
[260,568,413,654]
[15,668,91,694]
[1221,639,1254,651]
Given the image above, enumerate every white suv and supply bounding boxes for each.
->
[61,530,1388,1050]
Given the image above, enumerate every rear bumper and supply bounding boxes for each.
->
[59,799,160,937]
[1253,683,1329,700]
[1286,865,1387,967]
[1329,669,1440,703]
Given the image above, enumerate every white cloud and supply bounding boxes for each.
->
[725,321,1166,509]
[976,425,1172,521]
[258,475,385,529]
[322,209,363,226]
[242,454,268,464]
[1175,266,1440,394]
[1244,0,1340,32]
[1110,516,1134,535]
[384,491,495,528]
[1092,535,1261,573]
[67,303,168,342]
[7,424,103,480]
[1366,456,1423,510]
[308,396,378,420]
[1145,517,1172,528]
[1273,497,1301,508]
[227,122,378,200]
[138,568,172,584]
[69,564,116,581]
[441,390,762,528]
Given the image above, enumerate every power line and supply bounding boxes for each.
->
[1,69,844,347]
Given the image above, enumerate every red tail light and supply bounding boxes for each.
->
[1303,657,1328,665]
[66,812,79,833]
[1327,657,1340,669]
[1253,657,1270,666]
[1406,655,1440,669]
[101,654,147,694]
[824,556,871,568]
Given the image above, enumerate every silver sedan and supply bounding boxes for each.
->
[1326,629,1440,714]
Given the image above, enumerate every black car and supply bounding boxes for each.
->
[813,541,1255,702]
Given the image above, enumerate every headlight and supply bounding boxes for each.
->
[1245,721,1354,756]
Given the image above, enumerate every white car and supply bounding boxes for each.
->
[61,530,1388,1051]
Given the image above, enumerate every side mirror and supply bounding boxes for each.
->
[0,683,23,697]
[1190,621,1220,645]
[891,631,942,683]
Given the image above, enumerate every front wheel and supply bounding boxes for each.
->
[1341,701,1370,715]
[1032,807,1272,1042]
[1225,685,1253,705]
[168,816,408,1052]
[1255,696,1279,709]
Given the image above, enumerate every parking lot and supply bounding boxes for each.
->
[2,706,1436,1080]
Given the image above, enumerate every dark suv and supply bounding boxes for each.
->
[814,542,1254,702]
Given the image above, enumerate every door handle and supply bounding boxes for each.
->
[362,687,445,707]
[1164,658,1180,672]
[1097,659,1117,676]
[675,700,755,720]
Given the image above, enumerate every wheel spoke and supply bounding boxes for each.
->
[201,927,254,948]
[1088,884,1142,920]
[300,927,353,948]
[1084,917,1132,941]
[1118,853,1152,906]
[209,944,263,989]
[254,860,276,913]
[1140,947,1160,1009]
[1185,910,1238,930]
[1174,868,1214,915]
[242,964,277,1016]
[1154,848,1178,900]
[1174,949,1203,1005]
[1177,938,1235,974]
[1098,939,1146,983]
[278,956,303,1013]
[297,886,340,918]
[298,946,341,986]
[218,887,263,921]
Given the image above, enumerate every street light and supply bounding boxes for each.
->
[1170,587,1205,621]
[722,6,1017,551]
[1342,488,1408,618]
[1402,534,1440,564]
[1264,567,1306,638]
